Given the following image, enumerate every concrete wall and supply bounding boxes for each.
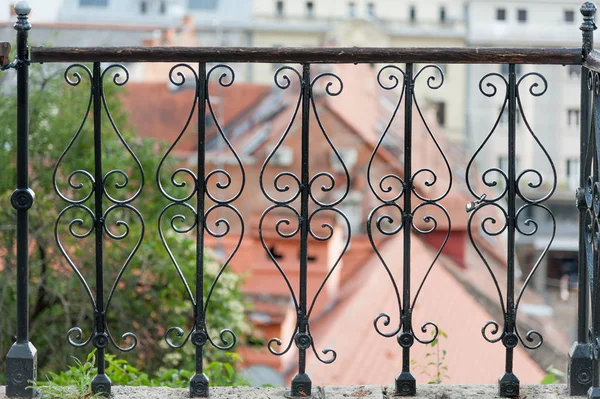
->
[0,384,584,399]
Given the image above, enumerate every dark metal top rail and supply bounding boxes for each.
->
[30,46,583,65]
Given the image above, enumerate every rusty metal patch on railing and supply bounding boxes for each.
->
[0,42,11,66]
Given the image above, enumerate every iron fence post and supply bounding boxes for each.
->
[588,75,600,399]
[289,63,313,398]
[497,63,520,398]
[89,61,111,396]
[395,62,417,397]
[5,2,37,397]
[569,2,596,396]
[190,61,210,398]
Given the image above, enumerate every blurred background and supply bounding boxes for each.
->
[0,0,593,390]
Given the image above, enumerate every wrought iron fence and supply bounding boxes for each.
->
[3,1,600,398]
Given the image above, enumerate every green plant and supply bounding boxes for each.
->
[32,351,101,399]
[540,365,565,385]
[411,329,449,384]
[31,349,248,398]
[0,53,250,384]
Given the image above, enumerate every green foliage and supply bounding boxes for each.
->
[31,349,247,398]
[0,56,249,385]
[32,352,102,399]
[411,329,449,384]
[540,365,565,385]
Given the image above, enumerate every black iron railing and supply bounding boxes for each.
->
[4,1,600,398]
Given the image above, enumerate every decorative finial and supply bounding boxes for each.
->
[14,1,31,16]
[581,2,597,57]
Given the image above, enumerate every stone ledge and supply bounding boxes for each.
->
[0,384,585,398]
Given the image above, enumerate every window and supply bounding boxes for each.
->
[565,10,575,23]
[331,148,357,173]
[498,156,509,172]
[140,1,147,14]
[306,1,314,17]
[500,107,521,125]
[500,64,522,76]
[568,109,580,127]
[160,1,166,14]
[80,0,108,6]
[340,196,363,234]
[517,9,527,22]
[568,65,581,78]
[567,158,580,191]
[438,64,447,76]
[348,2,356,18]
[276,0,284,16]
[189,0,218,9]
[439,6,446,23]
[367,2,375,18]
[498,156,520,172]
[409,5,416,23]
[435,102,446,127]
[496,8,506,21]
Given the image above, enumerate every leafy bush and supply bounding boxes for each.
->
[0,57,250,384]
[32,350,247,399]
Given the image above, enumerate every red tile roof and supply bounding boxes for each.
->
[120,81,271,154]
[282,234,546,385]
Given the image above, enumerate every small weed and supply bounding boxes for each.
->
[540,365,565,385]
[411,329,449,384]
[31,351,102,399]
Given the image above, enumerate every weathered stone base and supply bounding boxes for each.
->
[0,384,585,399]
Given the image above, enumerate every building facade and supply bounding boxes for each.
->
[465,0,594,303]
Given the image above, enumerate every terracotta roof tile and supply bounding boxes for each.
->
[120,81,270,154]
[279,234,546,385]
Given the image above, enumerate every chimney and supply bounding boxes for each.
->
[162,27,176,45]
[182,14,194,30]
[143,29,161,47]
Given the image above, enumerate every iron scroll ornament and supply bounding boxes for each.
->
[465,66,555,397]
[53,63,144,394]
[156,63,245,397]
[366,64,451,396]
[258,65,351,397]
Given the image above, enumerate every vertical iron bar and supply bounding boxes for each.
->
[14,2,31,349]
[580,65,592,345]
[290,63,312,398]
[498,63,520,398]
[589,71,600,399]
[6,2,37,397]
[190,62,210,398]
[90,61,110,396]
[396,63,416,397]
[593,202,600,398]
[403,63,413,365]
[571,3,596,395]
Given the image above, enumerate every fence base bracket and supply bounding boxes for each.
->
[190,373,209,397]
[498,372,519,398]
[395,371,416,396]
[5,341,37,398]
[91,373,111,396]
[288,373,312,398]
[568,341,593,395]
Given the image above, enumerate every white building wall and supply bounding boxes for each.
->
[56,0,252,27]
[0,0,64,23]
[466,0,589,193]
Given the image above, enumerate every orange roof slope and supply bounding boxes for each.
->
[121,81,270,154]
[290,234,545,386]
